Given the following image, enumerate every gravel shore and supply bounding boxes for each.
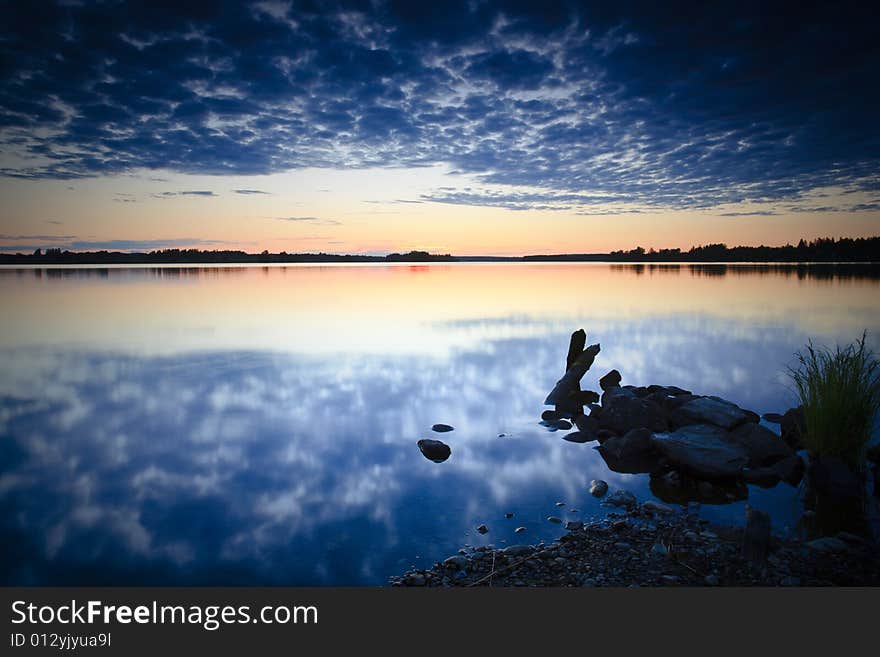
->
[390,498,880,587]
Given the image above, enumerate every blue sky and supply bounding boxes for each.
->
[0,0,878,254]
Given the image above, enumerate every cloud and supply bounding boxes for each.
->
[152,191,217,198]
[0,238,241,253]
[275,216,342,226]
[0,2,877,209]
[232,189,270,195]
[719,211,779,217]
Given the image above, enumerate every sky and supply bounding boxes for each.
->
[0,0,878,256]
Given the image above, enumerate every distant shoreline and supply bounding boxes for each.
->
[1,237,877,265]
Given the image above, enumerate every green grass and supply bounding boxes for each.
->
[788,332,880,472]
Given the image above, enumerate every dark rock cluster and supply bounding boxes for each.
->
[539,329,805,502]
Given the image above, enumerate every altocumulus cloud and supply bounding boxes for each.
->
[0,1,877,210]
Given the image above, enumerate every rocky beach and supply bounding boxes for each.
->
[400,329,880,587]
[390,496,880,587]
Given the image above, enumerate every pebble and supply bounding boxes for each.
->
[515,527,526,533]
[556,501,566,507]
[614,542,632,550]
[547,516,563,524]
[806,537,847,553]
[589,479,609,497]
[704,574,720,586]
[444,555,469,569]
[651,543,668,557]
[476,524,489,534]
[605,490,636,508]
[431,423,454,432]
[505,512,514,518]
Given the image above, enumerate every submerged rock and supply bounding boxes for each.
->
[651,424,749,479]
[670,396,757,431]
[417,439,451,463]
[605,490,637,508]
[598,427,654,462]
[589,479,608,497]
[561,430,594,443]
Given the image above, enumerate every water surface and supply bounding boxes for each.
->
[1,263,879,584]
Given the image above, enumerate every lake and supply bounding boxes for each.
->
[1,262,879,585]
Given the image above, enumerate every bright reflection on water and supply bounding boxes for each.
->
[1,263,879,584]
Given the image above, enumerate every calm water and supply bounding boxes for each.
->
[1,263,879,585]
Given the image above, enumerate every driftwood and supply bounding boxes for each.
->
[545,329,600,406]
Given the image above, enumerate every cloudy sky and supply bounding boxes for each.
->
[1,0,878,255]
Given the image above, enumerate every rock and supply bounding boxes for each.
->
[772,454,805,486]
[651,542,668,557]
[505,512,514,518]
[598,427,655,462]
[573,390,600,405]
[562,430,594,443]
[444,555,469,569]
[574,414,599,433]
[589,479,609,497]
[780,576,800,586]
[503,545,532,557]
[417,439,451,463]
[780,406,806,450]
[405,573,426,586]
[806,537,848,553]
[670,396,757,430]
[547,516,563,524]
[566,521,583,530]
[835,531,867,546]
[614,542,632,551]
[726,422,793,466]
[642,500,675,515]
[566,329,587,371]
[541,410,565,422]
[867,443,880,464]
[599,369,622,390]
[743,466,781,487]
[476,524,489,534]
[651,425,749,479]
[704,574,720,586]
[742,506,771,564]
[623,385,650,398]
[596,429,617,443]
[432,423,454,432]
[604,490,637,508]
[762,412,784,423]
[555,501,565,507]
[554,419,573,430]
[545,343,601,405]
[661,575,680,584]
[600,387,668,434]
[514,526,526,533]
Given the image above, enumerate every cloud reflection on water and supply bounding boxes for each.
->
[0,311,851,584]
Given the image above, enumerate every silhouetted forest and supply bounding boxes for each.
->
[0,248,457,265]
[523,236,880,262]
[1,237,877,264]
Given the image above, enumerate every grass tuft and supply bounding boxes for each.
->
[788,332,880,471]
